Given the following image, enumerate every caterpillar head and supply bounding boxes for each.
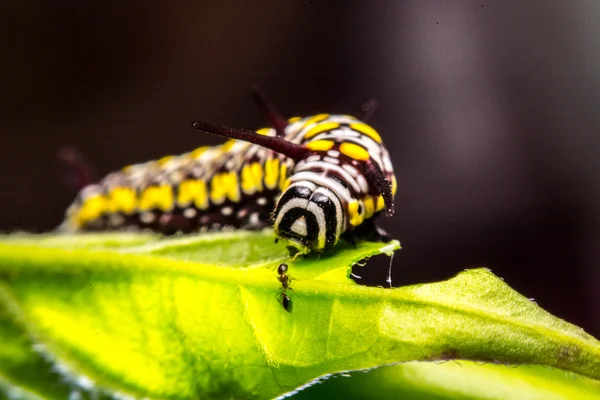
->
[272,180,342,253]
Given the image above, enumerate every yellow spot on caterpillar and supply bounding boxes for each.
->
[256,128,272,136]
[363,196,375,219]
[340,142,369,161]
[240,163,264,194]
[350,123,382,143]
[288,116,301,123]
[301,114,329,130]
[191,146,209,159]
[348,200,364,227]
[222,171,241,202]
[222,140,237,152]
[375,195,385,211]
[121,165,134,173]
[157,155,174,166]
[279,163,288,190]
[139,185,174,212]
[251,163,264,192]
[282,178,292,191]
[306,140,335,152]
[177,179,208,209]
[241,164,256,194]
[264,158,280,190]
[211,171,241,204]
[304,121,340,139]
[210,174,226,204]
[76,195,106,224]
[391,175,397,196]
[107,187,137,214]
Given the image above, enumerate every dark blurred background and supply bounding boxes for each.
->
[1,1,599,336]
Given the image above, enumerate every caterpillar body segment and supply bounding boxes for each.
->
[61,130,291,234]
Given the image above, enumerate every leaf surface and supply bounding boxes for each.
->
[0,230,598,399]
[294,361,600,400]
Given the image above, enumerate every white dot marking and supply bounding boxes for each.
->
[221,206,233,216]
[140,212,155,224]
[183,208,197,218]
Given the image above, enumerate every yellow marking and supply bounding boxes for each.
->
[76,195,106,224]
[222,140,237,152]
[376,195,385,211]
[303,121,340,139]
[264,158,280,189]
[339,142,369,161]
[121,165,134,173]
[157,155,174,166]
[288,116,301,123]
[301,113,329,130]
[107,187,137,214]
[209,174,225,203]
[138,185,174,212]
[256,128,272,136]
[363,196,375,219]
[306,140,335,152]
[240,163,264,194]
[348,200,364,227]
[191,146,209,159]
[177,179,208,209]
[279,163,288,190]
[210,171,242,203]
[391,175,397,196]
[350,122,382,143]
[241,164,257,194]
[282,178,292,191]
[222,171,241,202]
[251,163,264,192]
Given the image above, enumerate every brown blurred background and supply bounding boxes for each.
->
[1,1,599,336]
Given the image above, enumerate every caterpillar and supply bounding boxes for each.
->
[60,93,397,254]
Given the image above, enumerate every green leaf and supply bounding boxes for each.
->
[0,303,66,400]
[0,296,111,400]
[0,230,599,400]
[294,361,600,400]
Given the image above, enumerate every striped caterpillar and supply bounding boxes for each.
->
[61,93,397,254]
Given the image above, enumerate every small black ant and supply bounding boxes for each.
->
[277,263,293,312]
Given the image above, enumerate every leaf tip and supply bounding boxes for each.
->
[379,240,401,256]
